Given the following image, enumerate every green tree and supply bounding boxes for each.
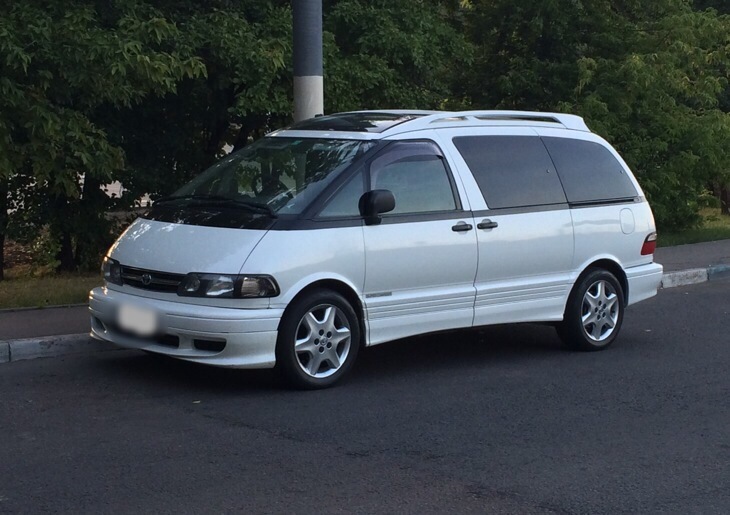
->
[1,0,472,278]
[100,1,294,208]
[109,0,473,209]
[563,4,730,228]
[323,0,472,112]
[694,0,730,214]
[6,0,729,281]
[460,0,730,230]
[0,0,205,276]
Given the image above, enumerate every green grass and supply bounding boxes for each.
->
[659,208,730,247]
[0,270,102,310]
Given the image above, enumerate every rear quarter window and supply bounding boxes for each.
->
[542,137,638,203]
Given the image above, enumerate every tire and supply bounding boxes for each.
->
[557,268,625,351]
[276,289,361,389]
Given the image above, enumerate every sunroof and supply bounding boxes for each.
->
[286,112,426,133]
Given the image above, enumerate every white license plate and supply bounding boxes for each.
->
[117,304,158,337]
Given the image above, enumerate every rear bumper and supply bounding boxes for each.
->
[89,287,283,368]
[625,262,664,306]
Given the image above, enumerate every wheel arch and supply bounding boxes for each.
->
[574,259,629,305]
[280,279,367,347]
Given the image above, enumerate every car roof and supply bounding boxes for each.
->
[268,110,591,140]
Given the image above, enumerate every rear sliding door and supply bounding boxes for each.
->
[445,129,575,326]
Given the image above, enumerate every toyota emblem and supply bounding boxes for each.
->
[141,273,153,286]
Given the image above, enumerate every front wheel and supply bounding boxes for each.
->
[557,269,625,351]
[276,289,361,389]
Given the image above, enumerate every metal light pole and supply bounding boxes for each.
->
[292,0,323,122]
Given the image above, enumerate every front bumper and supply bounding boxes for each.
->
[89,287,283,368]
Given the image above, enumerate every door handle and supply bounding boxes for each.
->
[452,221,473,232]
[477,219,499,230]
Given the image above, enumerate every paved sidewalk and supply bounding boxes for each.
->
[0,305,89,340]
[0,239,728,363]
[654,239,730,272]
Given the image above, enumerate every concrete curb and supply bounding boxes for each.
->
[661,268,708,288]
[661,264,730,289]
[707,264,730,281]
[0,303,87,314]
[0,334,117,365]
[1,265,728,366]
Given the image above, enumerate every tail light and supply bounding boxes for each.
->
[641,232,657,255]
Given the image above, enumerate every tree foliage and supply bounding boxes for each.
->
[460,0,730,229]
[0,0,205,272]
[1,0,729,277]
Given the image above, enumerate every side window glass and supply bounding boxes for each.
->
[453,135,567,209]
[369,143,457,215]
[319,172,364,217]
[542,137,638,203]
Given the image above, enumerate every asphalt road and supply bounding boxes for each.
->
[1,280,728,514]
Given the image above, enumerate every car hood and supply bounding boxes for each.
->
[107,218,267,274]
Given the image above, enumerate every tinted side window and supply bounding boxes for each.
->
[453,136,566,209]
[370,143,458,215]
[542,137,638,203]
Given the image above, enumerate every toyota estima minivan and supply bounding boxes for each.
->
[90,110,663,388]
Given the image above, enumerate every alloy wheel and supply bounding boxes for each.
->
[294,304,352,378]
[581,279,620,342]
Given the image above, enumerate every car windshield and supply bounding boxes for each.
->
[164,137,373,215]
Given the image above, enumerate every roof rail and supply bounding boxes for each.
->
[386,110,591,133]
[459,110,590,132]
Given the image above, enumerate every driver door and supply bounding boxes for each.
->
[361,140,478,345]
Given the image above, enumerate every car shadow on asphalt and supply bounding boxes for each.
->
[356,323,564,377]
[96,351,281,394]
[94,323,566,393]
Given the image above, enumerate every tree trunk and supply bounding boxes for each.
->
[52,193,77,272]
[721,184,730,216]
[0,233,5,281]
[58,230,75,272]
[0,179,8,281]
[233,115,269,150]
[74,173,108,270]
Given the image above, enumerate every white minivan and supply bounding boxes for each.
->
[90,110,663,388]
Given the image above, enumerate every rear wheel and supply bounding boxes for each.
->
[276,289,360,389]
[557,269,625,351]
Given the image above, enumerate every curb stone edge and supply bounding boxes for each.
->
[0,333,117,364]
[661,264,730,289]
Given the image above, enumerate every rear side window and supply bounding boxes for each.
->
[453,136,566,209]
[542,137,638,203]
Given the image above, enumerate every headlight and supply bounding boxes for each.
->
[178,273,279,298]
[101,257,123,286]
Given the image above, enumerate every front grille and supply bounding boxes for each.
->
[121,266,184,293]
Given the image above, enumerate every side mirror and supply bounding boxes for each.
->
[359,189,395,225]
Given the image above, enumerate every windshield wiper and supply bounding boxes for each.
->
[155,194,277,217]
